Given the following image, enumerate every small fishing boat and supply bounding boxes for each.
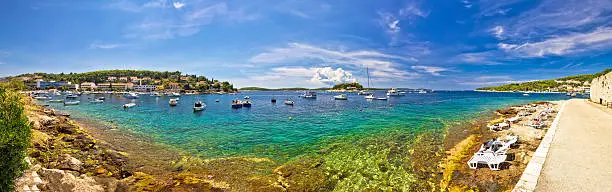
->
[64,101,80,106]
[125,92,139,99]
[284,99,294,105]
[97,97,105,100]
[302,91,317,99]
[386,88,404,96]
[271,98,277,103]
[244,96,250,99]
[364,94,375,100]
[215,99,220,102]
[89,99,104,103]
[169,92,181,97]
[418,90,427,94]
[66,94,79,99]
[49,99,63,103]
[243,100,252,107]
[34,96,52,100]
[375,97,388,100]
[523,93,529,96]
[150,92,162,97]
[358,90,372,95]
[232,100,243,108]
[169,99,179,106]
[123,103,136,108]
[193,101,206,111]
[334,94,348,100]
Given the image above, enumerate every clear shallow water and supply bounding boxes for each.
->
[43,91,569,161]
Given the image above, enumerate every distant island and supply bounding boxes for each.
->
[477,68,611,92]
[7,70,237,93]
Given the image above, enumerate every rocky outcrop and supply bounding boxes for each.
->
[590,71,612,105]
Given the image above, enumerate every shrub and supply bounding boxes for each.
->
[0,86,32,191]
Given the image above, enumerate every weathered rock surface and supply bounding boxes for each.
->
[59,154,84,172]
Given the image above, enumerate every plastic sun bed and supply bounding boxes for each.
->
[468,153,507,171]
[507,116,520,123]
[488,122,510,131]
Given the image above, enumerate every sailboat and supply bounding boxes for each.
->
[363,66,387,100]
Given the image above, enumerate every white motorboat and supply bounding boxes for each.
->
[418,90,427,94]
[90,99,104,103]
[66,94,79,99]
[193,101,206,111]
[523,93,529,96]
[125,92,139,99]
[123,103,136,108]
[34,96,52,100]
[375,97,388,100]
[169,98,179,106]
[244,95,250,99]
[49,99,63,103]
[97,97,105,100]
[169,92,181,97]
[303,91,317,99]
[358,90,372,95]
[64,101,80,105]
[284,100,294,105]
[334,94,348,100]
[150,92,162,97]
[364,94,375,100]
[386,88,405,96]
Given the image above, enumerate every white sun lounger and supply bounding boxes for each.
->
[468,153,507,171]
[488,122,510,131]
[507,116,520,123]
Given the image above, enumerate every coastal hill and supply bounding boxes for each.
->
[12,70,236,92]
[477,68,611,92]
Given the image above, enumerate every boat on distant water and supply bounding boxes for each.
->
[364,94,375,100]
[418,89,427,94]
[193,101,206,111]
[66,94,79,99]
[386,88,405,96]
[358,90,372,95]
[90,99,104,103]
[64,101,80,105]
[169,92,181,97]
[97,97,105,100]
[215,99,220,102]
[243,100,252,107]
[232,99,243,108]
[302,91,317,99]
[125,92,139,99]
[284,99,294,105]
[375,97,388,100]
[271,98,277,103]
[150,92,162,97]
[244,96,250,99]
[169,99,179,106]
[570,92,577,97]
[34,96,52,100]
[49,99,63,103]
[123,103,136,108]
[523,93,529,96]
[334,94,348,100]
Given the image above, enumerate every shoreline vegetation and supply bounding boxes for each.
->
[476,68,610,92]
[2,79,563,191]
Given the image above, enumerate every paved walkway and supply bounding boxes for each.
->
[536,99,612,191]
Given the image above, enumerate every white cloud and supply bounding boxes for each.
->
[288,10,310,18]
[310,67,356,85]
[410,65,451,76]
[498,27,612,58]
[248,67,355,87]
[89,42,124,49]
[475,75,512,81]
[378,4,428,45]
[173,2,185,9]
[491,26,504,39]
[248,43,417,81]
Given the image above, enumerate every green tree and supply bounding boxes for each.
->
[0,87,32,191]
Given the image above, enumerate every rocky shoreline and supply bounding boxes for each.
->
[16,97,559,191]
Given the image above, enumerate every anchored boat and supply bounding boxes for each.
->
[193,101,206,111]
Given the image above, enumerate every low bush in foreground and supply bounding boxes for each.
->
[0,86,32,192]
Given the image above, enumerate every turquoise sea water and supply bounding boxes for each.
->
[43,91,569,161]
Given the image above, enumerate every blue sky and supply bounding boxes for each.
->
[1,0,611,89]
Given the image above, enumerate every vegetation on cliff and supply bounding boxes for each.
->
[0,83,32,191]
[331,82,363,90]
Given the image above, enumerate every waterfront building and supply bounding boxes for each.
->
[107,76,117,81]
[134,85,156,92]
[590,71,612,106]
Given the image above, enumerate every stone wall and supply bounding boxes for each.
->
[590,71,612,106]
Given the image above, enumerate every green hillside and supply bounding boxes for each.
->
[477,68,611,92]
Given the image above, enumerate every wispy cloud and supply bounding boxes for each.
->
[377,3,428,45]
[490,26,504,39]
[454,51,502,65]
[249,43,418,81]
[89,42,125,49]
[459,75,528,86]
[498,27,612,58]
[410,65,452,76]
[172,1,185,9]
[248,67,355,87]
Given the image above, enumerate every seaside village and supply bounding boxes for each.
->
[18,74,234,94]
